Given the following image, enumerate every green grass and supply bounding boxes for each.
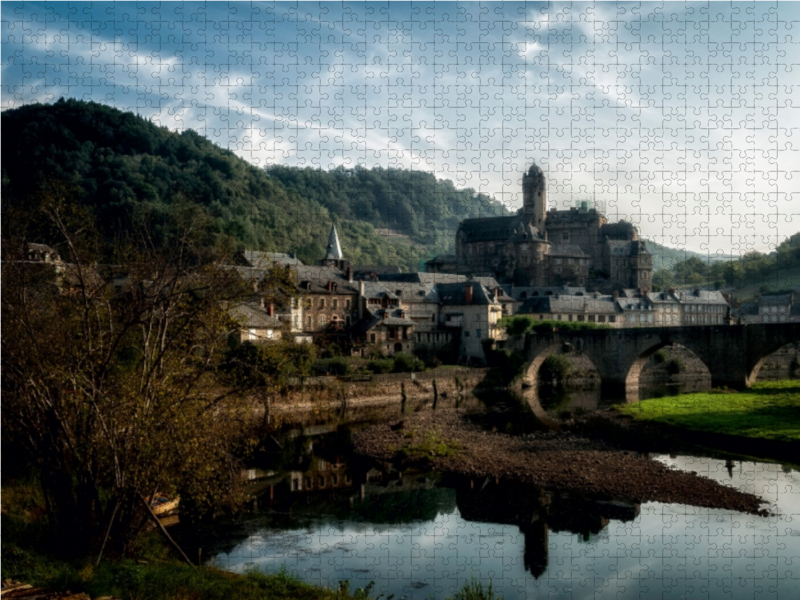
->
[616,380,800,442]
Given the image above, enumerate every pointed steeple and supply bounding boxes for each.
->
[324,223,343,261]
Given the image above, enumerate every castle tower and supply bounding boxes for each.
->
[522,163,547,229]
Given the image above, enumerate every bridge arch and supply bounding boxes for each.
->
[747,340,800,385]
[624,341,713,397]
[524,341,601,385]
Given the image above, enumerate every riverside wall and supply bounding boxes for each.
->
[265,368,492,415]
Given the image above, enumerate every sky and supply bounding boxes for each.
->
[3,1,799,256]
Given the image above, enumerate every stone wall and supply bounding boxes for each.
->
[269,368,492,413]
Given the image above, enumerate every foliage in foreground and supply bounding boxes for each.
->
[615,380,800,442]
[1,196,273,555]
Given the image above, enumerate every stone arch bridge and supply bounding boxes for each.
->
[506,323,800,397]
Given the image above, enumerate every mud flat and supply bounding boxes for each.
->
[351,408,769,515]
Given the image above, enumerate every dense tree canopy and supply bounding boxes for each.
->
[2,99,507,270]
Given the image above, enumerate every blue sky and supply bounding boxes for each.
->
[3,1,799,255]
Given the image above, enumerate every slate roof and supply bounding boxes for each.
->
[519,295,618,315]
[351,307,415,333]
[547,244,587,257]
[457,215,527,243]
[229,303,282,328]
[436,281,498,306]
[674,289,729,305]
[323,224,344,261]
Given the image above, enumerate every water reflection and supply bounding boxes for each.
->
[194,426,799,600]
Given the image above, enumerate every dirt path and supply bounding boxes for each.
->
[351,408,770,515]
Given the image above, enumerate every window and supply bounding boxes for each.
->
[562,233,569,241]
[588,315,595,322]
[488,243,495,254]
[319,315,326,326]
[476,329,482,338]
[292,298,299,309]
[464,331,470,337]
[306,316,312,328]
[320,299,326,309]
[578,315,585,322]
[370,333,376,342]
[305,299,312,309]
[598,315,605,322]
[333,299,338,309]
[609,315,616,323]
[345,299,351,309]
[294,315,299,327]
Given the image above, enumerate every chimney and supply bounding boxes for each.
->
[268,303,274,317]
[358,279,365,320]
[327,280,333,292]
[346,266,353,283]
[465,283,473,304]
[612,290,619,299]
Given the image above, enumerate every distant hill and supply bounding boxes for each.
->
[643,239,734,271]
[1,99,507,270]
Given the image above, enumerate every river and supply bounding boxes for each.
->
[177,389,800,600]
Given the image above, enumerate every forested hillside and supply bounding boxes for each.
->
[652,233,800,297]
[1,99,507,269]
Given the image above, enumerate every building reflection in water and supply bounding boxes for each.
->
[239,429,641,580]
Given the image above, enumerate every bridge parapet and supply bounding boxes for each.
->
[513,323,800,399]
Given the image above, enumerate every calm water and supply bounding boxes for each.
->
[196,409,800,600]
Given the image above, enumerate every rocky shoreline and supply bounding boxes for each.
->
[351,407,770,515]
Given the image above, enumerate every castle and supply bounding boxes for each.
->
[449,163,653,292]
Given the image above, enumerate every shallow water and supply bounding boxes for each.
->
[202,427,799,600]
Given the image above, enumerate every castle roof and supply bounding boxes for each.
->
[547,244,587,257]
[457,215,527,243]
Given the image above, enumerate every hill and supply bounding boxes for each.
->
[0,99,507,270]
[643,239,733,271]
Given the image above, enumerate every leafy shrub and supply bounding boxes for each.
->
[367,359,395,374]
[653,350,668,364]
[499,316,612,335]
[315,357,351,376]
[539,354,573,382]
[393,353,422,373]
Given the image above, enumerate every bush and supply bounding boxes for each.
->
[320,342,341,358]
[367,359,394,374]
[393,353,422,373]
[499,316,612,335]
[539,354,573,383]
[315,357,351,376]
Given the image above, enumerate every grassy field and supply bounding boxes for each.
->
[616,380,800,443]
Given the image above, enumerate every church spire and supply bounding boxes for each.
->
[324,223,343,261]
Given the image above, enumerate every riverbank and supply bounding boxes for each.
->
[608,380,800,463]
[351,407,770,515]
[614,380,800,442]
[0,479,388,600]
